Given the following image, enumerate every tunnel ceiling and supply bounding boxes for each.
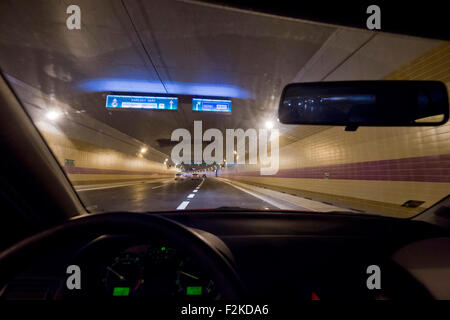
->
[0,0,336,155]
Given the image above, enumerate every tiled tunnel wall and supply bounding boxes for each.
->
[8,76,175,186]
[222,43,450,217]
[41,130,174,185]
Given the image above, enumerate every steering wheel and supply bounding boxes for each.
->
[0,212,244,299]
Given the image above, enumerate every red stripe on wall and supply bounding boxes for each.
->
[224,154,450,183]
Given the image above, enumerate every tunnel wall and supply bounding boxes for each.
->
[41,130,174,185]
[222,43,450,215]
[8,76,175,186]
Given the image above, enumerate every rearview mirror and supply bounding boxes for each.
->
[278,81,449,130]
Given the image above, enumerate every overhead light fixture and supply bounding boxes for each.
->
[140,147,148,154]
[46,109,62,121]
[265,120,274,129]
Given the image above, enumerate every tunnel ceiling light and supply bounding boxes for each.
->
[46,110,62,121]
[265,120,274,129]
[140,147,148,154]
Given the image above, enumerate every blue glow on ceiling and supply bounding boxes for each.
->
[79,79,166,94]
[78,78,251,99]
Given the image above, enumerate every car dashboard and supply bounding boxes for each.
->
[1,211,448,300]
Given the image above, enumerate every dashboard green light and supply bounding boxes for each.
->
[113,287,130,296]
[186,286,202,295]
[161,246,166,251]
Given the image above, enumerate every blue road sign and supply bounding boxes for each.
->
[106,94,178,110]
[192,98,231,113]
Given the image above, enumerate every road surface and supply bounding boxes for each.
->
[76,177,281,213]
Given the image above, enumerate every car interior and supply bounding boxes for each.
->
[0,0,449,303]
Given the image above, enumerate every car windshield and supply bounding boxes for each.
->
[0,0,448,217]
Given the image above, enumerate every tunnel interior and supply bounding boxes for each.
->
[0,0,449,218]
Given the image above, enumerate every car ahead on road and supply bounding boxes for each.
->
[202,174,207,178]
[174,173,184,181]
[191,173,202,180]
[0,0,449,307]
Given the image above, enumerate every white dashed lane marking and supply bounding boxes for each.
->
[176,180,203,210]
[176,201,190,210]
